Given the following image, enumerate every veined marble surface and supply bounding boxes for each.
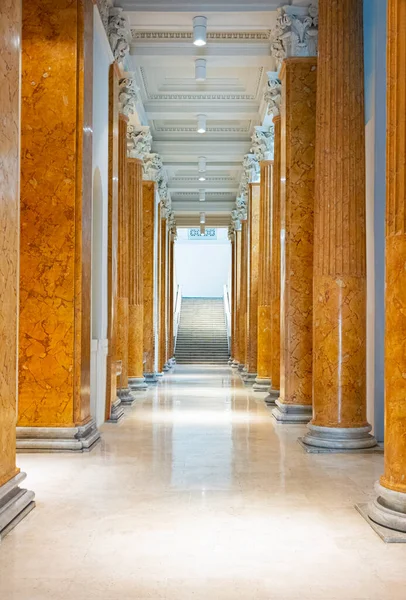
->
[1,366,405,599]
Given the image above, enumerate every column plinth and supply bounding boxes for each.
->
[367,0,406,534]
[254,162,273,392]
[271,58,316,424]
[301,0,376,450]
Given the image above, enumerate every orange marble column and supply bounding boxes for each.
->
[238,220,248,372]
[115,115,134,405]
[243,184,261,382]
[231,228,242,368]
[272,58,316,424]
[158,214,168,373]
[368,0,406,533]
[266,116,282,404]
[0,0,35,535]
[303,0,376,450]
[254,162,273,391]
[229,232,236,364]
[18,0,100,450]
[127,158,147,392]
[105,63,124,423]
[143,181,158,382]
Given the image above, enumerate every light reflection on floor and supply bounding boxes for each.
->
[0,365,405,600]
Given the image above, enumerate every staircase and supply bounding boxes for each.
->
[175,298,230,365]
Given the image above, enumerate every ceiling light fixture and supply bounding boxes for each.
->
[198,156,206,172]
[193,16,207,47]
[200,212,206,224]
[197,114,207,134]
[195,59,206,82]
[199,190,206,202]
[198,175,206,182]
[200,224,206,235]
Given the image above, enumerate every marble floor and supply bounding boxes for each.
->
[1,366,405,600]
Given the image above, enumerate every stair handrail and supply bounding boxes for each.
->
[223,284,232,355]
[174,284,182,350]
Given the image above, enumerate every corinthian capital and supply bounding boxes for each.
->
[143,152,164,182]
[127,126,152,159]
[108,7,130,62]
[264,72,282,118]
[119,73,139,117]
[251,126,275,162]
[243,153,260,184]
[270,4,318,69]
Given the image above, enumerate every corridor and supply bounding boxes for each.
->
[1,367,405,600]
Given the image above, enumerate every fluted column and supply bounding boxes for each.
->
[142,181,158,382]
[272,58,317,424]
[368,0,406,533]
[238,220,248,372]
[158,214,168,373]
[243,183,261,383]
[0,0,35,536]
[232,229,242,368]
[302,0,376,450]
[266,116,282,405]
[115,115,134,405]
[254,162,273,391]
[127,158,147,391]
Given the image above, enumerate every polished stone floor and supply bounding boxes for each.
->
[1,366,405,599]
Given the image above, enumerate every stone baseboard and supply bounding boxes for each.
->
[0,473,35,541]
[17,419,101,453]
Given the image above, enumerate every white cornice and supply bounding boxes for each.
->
[131,30,270,41]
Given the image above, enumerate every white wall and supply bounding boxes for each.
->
[90,8,113,426]
[175,228,231,298]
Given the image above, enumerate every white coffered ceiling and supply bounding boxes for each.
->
[124,6,278,219]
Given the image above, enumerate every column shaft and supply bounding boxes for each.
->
[368,0,406,534]
[303,0,376,450]
[143,181,158,381]
[127,158,146,391]
[232,230,242,366]
[273,58,317,423]
[244,184,261,381]
[18,0,100,450]
[268,116,282,401]
[230,237,236,363]
[0,0,35,535]
[255,162,273,391]
[238,221,248,371]
[158,215,168,373]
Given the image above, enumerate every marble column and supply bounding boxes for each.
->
[105,63,124,423]
[115,115,134,405]
[243,184,261,383]
[0,0,35,538]
[266,115,282,405]
[238,220,248,372]
[127,158,147,392]
[254,162,273,392]
[302,0,376,450]
[158,214,168,374]
[272,58,317,424]
[18,0,100,450]
[232,229,242,368]
[143,181,159,382]
[368,0,406,533]
[229,233,236,364]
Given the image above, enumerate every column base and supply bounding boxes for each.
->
[237,364,246,373]
[144,372,159,384]
[231,360,239,369]
[241,372,257,385]
[163,363,171,372]
[128,377,148,391]
[253,378,271,392]
[117,387,136,406]
[302,424,377,451]
[228,357,233,365]
[107,398,125,423]
[367,483,406,535]
[272,399,312,424]
[0,473,35,541]
[16,419,100,452]
[264,388,279,406]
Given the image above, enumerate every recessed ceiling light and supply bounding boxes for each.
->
[199,190,206,202]
[199,176,206,182]
[193,16,207,47]
[197,114,207,134]
[195,59,206,82]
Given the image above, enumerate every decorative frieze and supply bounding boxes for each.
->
[119,73,139,117]
[108,7,131,62]
[270,4,318,69]
[251,126,275,162]
[264,72,282,117]
[127,126,152,159]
